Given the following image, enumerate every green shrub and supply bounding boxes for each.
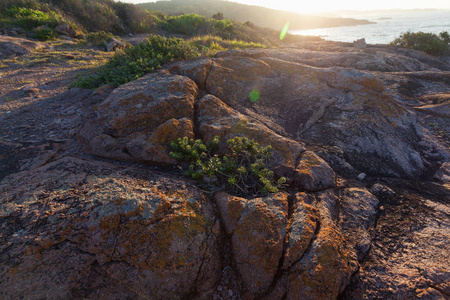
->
[32,26,55,40]
[70,35,201,89]
[85,31,113,46]
[161,13,235,39]
[170,136,286,196]
[3,6,61,30]
[391,31,450,56]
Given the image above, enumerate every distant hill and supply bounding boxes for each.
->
[138,0,373,31]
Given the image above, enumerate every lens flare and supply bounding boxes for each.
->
[249,89,260,102]
[280,22,290,40]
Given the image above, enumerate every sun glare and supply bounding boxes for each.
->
[229,0,450,13]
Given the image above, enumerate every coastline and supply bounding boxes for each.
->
[290,9,450,44]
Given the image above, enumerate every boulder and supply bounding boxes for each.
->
[339,188,379,260]
[169,58,212,90]
[54,23,77,38]
[215,191,289,298]
[294,151,336,191]
[78,71,199,164]
[287,191,357,300]
[105,37,126,52]
[282,193,319,269]
[353,38,367,49]
[0,157,222,299]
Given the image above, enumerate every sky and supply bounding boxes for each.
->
[119,0,450,13]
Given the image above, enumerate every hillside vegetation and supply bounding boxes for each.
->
[0,0,167,36]
[139,0,372,31]
[391,31,450,56]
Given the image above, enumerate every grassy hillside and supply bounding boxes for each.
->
[0,0,311,45]
[139,0,372,31]
[0,0,164,36]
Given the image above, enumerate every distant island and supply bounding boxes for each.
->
[138,0,374,31]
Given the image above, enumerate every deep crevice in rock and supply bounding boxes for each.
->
[258,191,295,299]
[211,224,241,300]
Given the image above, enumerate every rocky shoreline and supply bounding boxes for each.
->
[0,35,449,299]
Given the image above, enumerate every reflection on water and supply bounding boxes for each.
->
[290,10,450,44]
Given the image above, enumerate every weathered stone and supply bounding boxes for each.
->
[0,157,222,300]
[433,162,450,182]
[341,180,450,299]
[126,117,195,164]
[283,193,319,269]
[169,58,212,89]
[294,151,336,191]
[353,38,367,48]
[262,46,445,72]
[414,100,450,118]
[204,51,429,178]
[105,37,126,52]
[2,38,450,300]
[215,191,289,298]
[0,35,43,59]
[54,23,77,37]
[78,71,198,164]
[339,188,379,261]
[287,191,357,300]
[357,173,367,180]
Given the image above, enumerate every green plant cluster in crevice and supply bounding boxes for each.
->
[170,136,286,197]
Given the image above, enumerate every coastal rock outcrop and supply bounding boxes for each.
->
[1,35,449,300]
[200,51,435,178]
[0,157,222,299]
[215,190,362,300]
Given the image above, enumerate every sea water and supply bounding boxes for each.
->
[290,10,450,45]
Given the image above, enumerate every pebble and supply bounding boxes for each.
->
[357,173,366,180]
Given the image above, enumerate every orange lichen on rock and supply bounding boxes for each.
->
[215,191,289,298]
[294,151,336,192]
[287,222,355,300]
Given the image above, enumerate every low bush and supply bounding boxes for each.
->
[188,35,265,56]
[84,31,114,47]
[3,6,60,30]
[32,26,55,40]
[161,13,235,39]
[70,35,201,89]
[391,31,450,56]
[170,136,286,196]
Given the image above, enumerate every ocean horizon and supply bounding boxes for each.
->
[290,9,450,45]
